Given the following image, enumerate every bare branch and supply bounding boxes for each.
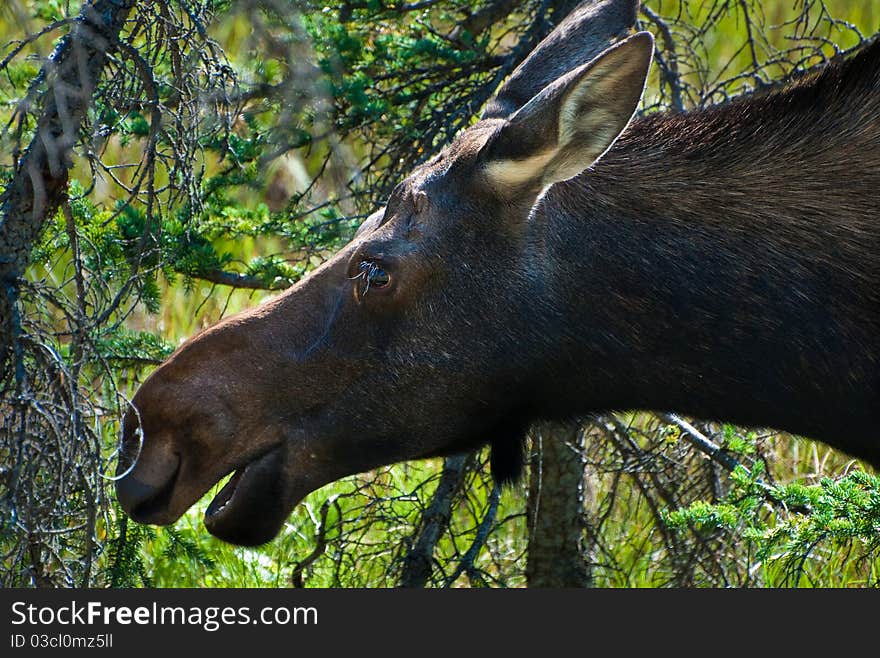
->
[399,455,468,588]
[193,269,291,291]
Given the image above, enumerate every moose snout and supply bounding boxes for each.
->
[115,418,183,525]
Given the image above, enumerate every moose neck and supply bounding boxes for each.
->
[532,63,880,460]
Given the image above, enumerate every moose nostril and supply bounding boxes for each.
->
[116,476,159,516]
[115,457,181,524]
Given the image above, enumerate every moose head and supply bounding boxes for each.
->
[116,0,880,546]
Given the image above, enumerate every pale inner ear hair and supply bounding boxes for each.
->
[559,79,617,152]
[483,149,556,192]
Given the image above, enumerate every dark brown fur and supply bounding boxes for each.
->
[541,39,880,459]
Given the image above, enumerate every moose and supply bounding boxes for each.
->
[116,0,879,546]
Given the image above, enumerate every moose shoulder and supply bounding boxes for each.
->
[116,1,880,546]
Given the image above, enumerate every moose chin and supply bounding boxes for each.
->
[116,0,880,547]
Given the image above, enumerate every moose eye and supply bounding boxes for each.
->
[357,260,392,293]
[368,266,390,288]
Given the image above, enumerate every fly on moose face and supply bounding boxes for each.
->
[354,260,392,295]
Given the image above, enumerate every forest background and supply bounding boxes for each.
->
[0,0,878,588]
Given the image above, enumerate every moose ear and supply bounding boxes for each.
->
[481,31,654,197]
[484,0,641,119]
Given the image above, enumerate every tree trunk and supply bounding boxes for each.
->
[526,421,592,587]
[0,0,137,375]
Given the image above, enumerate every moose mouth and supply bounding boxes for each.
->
[204,444,289,546]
